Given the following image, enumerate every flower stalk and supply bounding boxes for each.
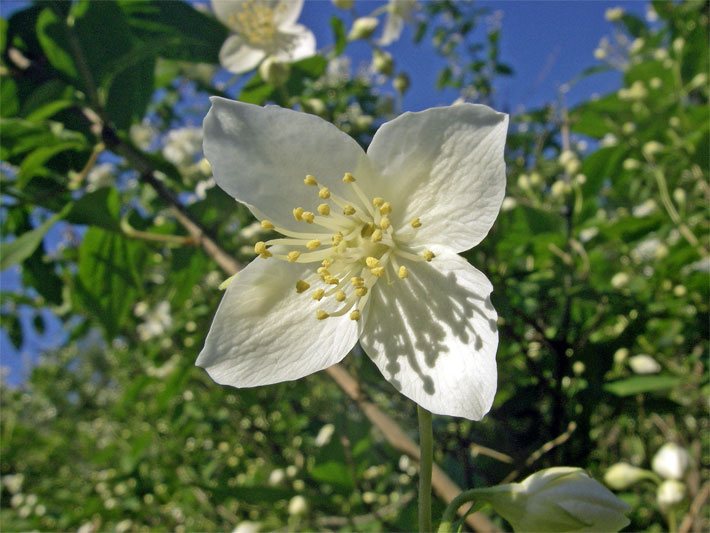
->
[418,406,433,532]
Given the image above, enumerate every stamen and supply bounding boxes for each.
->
[293,207,304,221]
[365,257,380,268]
[335,290,347,302]
[318,187,331,199]
[261,220,274,230]
[351,276,365,287]
[379,216,391,230]
[343,205,356,216]
[317,203,331,216]
[332,232,344,246]
[304,174,318,186]
[423,250,435,262]
[372,197,385,208]
[398,265,409,279]
[312,289,325,301]
[301,211,315,223]
[379,202,392,215]
[316,310,329,320]
[355,286,368,297]
[342,172,356,183]
[370,266,385,277]
[287,251,301,262]
[410,217,422,228]
[350,309,361,321]
[306,239,321,250]
[254,241,272,258]
[371,229,383,242]
[296,280,310,293]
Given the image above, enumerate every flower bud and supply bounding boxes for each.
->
[657,479,686,512]
[288,495,308,516]
[258,57,290,86]
[372,50,394,76]
[332,0,353,9]
[628,354,661,374]
[348,17,378,41]
[605,7,625,21]
[393,73,410,94]
[652,443,691,480]
[477,467,630,532]
[604,462,655,490]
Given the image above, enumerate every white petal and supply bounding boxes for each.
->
[211,0,241,26]
[377,14,404,46]
[203,97,374,231]
[367,104,508,253]
[219,34,266,74]
[272,24,316,62]
[197,257,358,387]
[360,253,498,419]
[274,0,304,27]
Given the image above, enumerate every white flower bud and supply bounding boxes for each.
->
[551,180,570,198]
[314,423,335,447]
[372,49,394,76]
[605,7,625,21]
[268,468,285,485]
[348,17,379,41]
[288,495,308,516]
[479,467,630,532]
[628,354,661,374]
[623,158,641,170]
[393,72,410,94]
[672,38,685,54]
[604,462,654,490]
[657,479,686,511]
[501,197,517,212]
[652,443,691,480]
[642,141,664,160]
[611,272,629,289]
[232,521,261,533]
[332,0,354,9]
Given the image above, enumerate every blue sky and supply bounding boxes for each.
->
[1,0,649,384]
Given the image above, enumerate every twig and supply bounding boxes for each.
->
[500,421,577,484]
[679,481,710,533]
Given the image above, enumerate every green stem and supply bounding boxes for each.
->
[418,406,433,532]
[437,489,480,533]
[668,509,678,533]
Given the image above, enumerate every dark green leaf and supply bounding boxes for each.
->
[331,16,346,56]
[0,205,69,270]
[35,7,77,79]
[604,375,682,397]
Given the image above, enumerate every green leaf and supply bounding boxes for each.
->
[35,7,77,79]
[66,187,121,231]
[74,227,148,337]
[604,375,682,397]
[310,461,354,489]
[0,204,70,271]
[104,54,156,130]
[331,16,346,56]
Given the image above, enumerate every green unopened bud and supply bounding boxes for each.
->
[348,17,378,41]
[302,98,326,116]
[372,50,394,76]
[477,468,630,532]
[604,463,657,490]
[393,73,410,94]
[642,141,664,160]
[258,57,290,86]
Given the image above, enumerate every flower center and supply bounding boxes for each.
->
[227,0,282,48]
[254,172,435,321]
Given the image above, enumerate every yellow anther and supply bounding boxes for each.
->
[343,205,356,216]
[261,220,274,230]
[371,229,383,242]
[317,266,330,276]
[379,216,391,230]
[370,266,385,277]
[379,202,392,215]
[332,232,343,246]
[287,250,301,262]
[325,276,340,285]
[372,197,385,207]
[296,280,310,293]
[355,286,368,297]
[306,239,321,250]
[335,290,347,302]
[343,172,356,183]
[351,276,365,287]
[365,257,380,268]
[350,309,361,321]
[293,207,304,221]
[398,266,409,279]
[322,258,333,268]
[410,217,422,228]
[317,203,331,216]
[318,187,331,199]
[301,211,315,223]
[254,241,272,257]
[312,289,325,301]
[304,174,318,186]
[423,250,435,262]
[316,310,329,320]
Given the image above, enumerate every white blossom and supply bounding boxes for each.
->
[162,126,203,168]
[212,0,315,74]
[652,443,691,480]
[628,354,661,374]
[198,98,508,419]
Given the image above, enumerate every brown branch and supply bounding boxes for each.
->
[679,481,710,533]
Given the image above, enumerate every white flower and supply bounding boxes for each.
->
[137,301,172,341]
[378,0,419,46]
[628,354,661,374]
[479,467,630,532]
[232,521,261,533]
[86,163,115,192]
[162,127,203,168]
[288,494,308,515]
[652,443,691,480]
[212,0,315,74]
[198,98,508,419]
